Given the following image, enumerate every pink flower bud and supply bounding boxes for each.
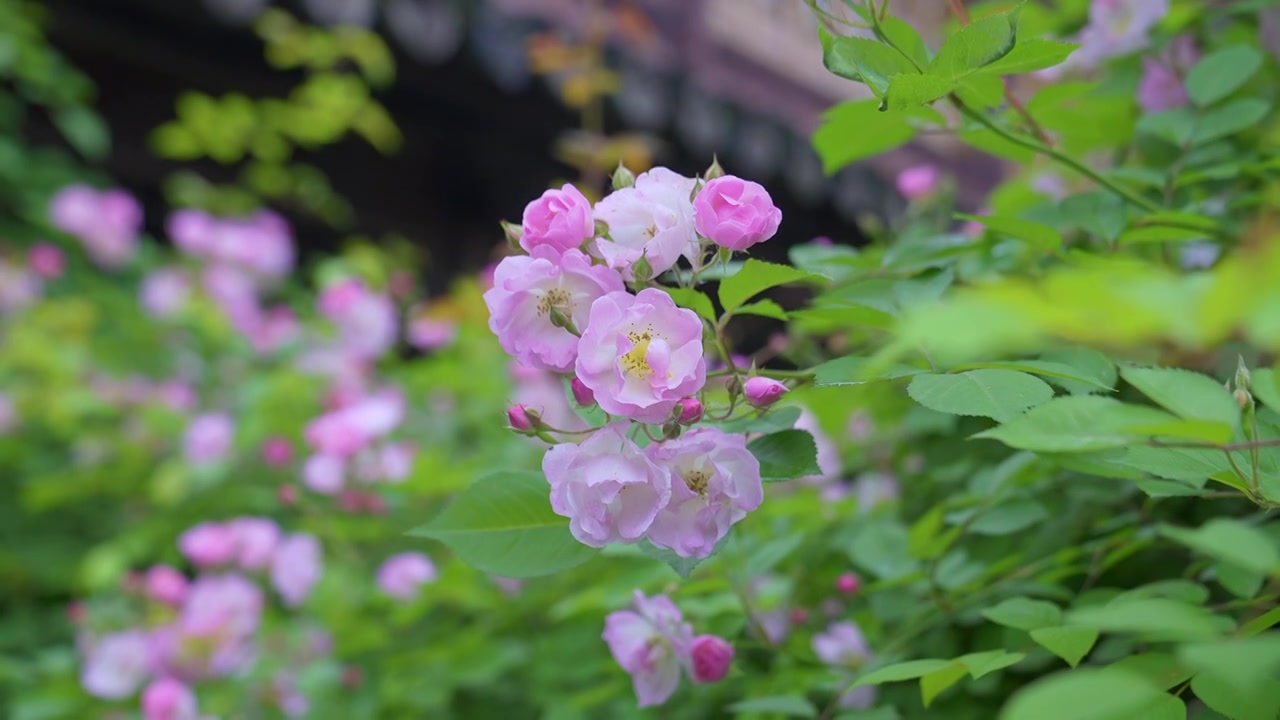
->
[690,635,734,683]
[28,243,65,279]
[277,484,298,506]
[571,377,595,406]
[141,677,197,720]
[895,164,940,200]
[508,405,534,432]
[145,565,189,606]
[789,607,809,625]
[676,397,704,424]
[178,522,235,566]
[260,437,294,467]
[743,377,788,407]
[836,572,861,596]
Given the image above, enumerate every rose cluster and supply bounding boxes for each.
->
[483,164,785,560]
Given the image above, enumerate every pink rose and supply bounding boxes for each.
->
[644,427,764,558]
[406,314,457,351]
[271,534,323,607]
[689,635,734,683]
[510,363,589,435]
[574,288,706,423]
[542,422,672,547]
[183,412,235,465]
[260,437,294,467]
[140,268,191,318]
[317,279,398,359]
[49,184,142,269]
[895,164,940,200]
[304,390,404,458]
[483,247,625,372]
[303,454,345,494]
[0,260,41,312]
[145,565,189,606]
[376,552,437,600]
[602,591,695,707]
[693,175,782,252]
[141,677,198,720]
[813,620,877,708]
[228,517,281,570]
[520,183,595,255]
[594,167,698,279]
[27,243,65,279]
[81,630,152,699]
[179,522,236,566]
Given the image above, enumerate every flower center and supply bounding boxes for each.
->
[536,288,572,317]
[620,331,653,379]
[684,469,711,495]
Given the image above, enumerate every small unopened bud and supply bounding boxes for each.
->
[1236,355,1252,392]
[662,420,682,440]
[744,377,788,407]
[676,397,704,425]
[690,635,734,683]
[725,374,743,399]
[1236,388,1253,409]
[571,377,595,407]
[508,405,536,433]
[500,221,523,248]
[277,484,298,506]
[342,666,364,688]
[548,306,580,336]
[789,607,809,625]
[611,163,635,190]
[836,572,861,596]
[704,155,726,181]
[631,255,653,283]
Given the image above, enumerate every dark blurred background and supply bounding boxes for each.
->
[35,0,1002,290]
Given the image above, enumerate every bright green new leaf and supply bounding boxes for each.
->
[1030,626,1099,668]
[920,661,967,707]
[1249,368,1280,409]
[1186,44,1263,107]
[1065,598,1227,641]
[1159,519,1280,576]
[974,396,1178,453]
[663,287,716,323]
[999,668,1166,720]
[908,369,1055,422]
[959,650,1026,679]
[819,28,920,97]
[408,470,597,578]
[812,100,940,174]
[855,659,952,686]
[979,39,1079,75]
[982,596,1062,631]
[728,696,817,718]
[1239,608,1280,638]
[955,213,1062,253]
[748,430,821,482]
[1119,365,1239,431]
[718,259,824,313]
[1116,226,1209,244]
[734,299,788,321]
[879,14,930,69]
[930,7,1019,80]
[885,74,956,111]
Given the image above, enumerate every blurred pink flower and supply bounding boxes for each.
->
[318,279,398,359]
[141,677,198,720]
[603,591,695,707]
[49,184,142,269]
[895,164,940,200]
[183,413,234,466]
[27,243,65,279]
[81,630,153,699]
[145,566,189,606]
[260,437,294,467]
[0,260,40,313]
[228,517,280,570]
[376,552,438,600]
[140,268,192,318]
[271,534,323,607]
[179,523,236,567]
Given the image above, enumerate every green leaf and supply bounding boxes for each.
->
[1216,561,1264,600]
[639,541,709,579]
[819,28,920,96]
[974,396,1178,453]
[1039,347,1118,395]
[978,39,1079,75]
[880,15,930,69]
[930,7,1019,80]
[728,696,817,718]
[734,299,788,321]
[849,521,917,580]
[958,650,1025,679]
[1113,445,1228,483]
[970,499,1050,536]
[999,668,1166,720]
[949,360,1115,391]
[1128,695,1186,720]
[53,106,111,160]
[1159,520,1280,576]
[1193,97,1271,144]
[1116,226,1209,244]
[907,370,1055,422]
[1137,108,1196,146]
[742,532,805,578]
[982,597,1062,631]
[1119,366,1239,432]
[1179,635,1280,692]
[1030,626,1099,668]
[1065,598,1226,641]
[664,287,716,322]
[711,406,802,435]
[855,659,952,686]
[920,661,967,707]
[718,259,824,313]
[1186,45,1263,107]
[1109,653,1194,690]
[812,100,937,174]
[955,213,1062,252]
[812,355,928,387]
[1190,670,1280,720]
[748,430,820,482]
[885,74,956,111]
[1239,607,1280,638]
[1249,368,1280,410]
[407,470,597,578]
